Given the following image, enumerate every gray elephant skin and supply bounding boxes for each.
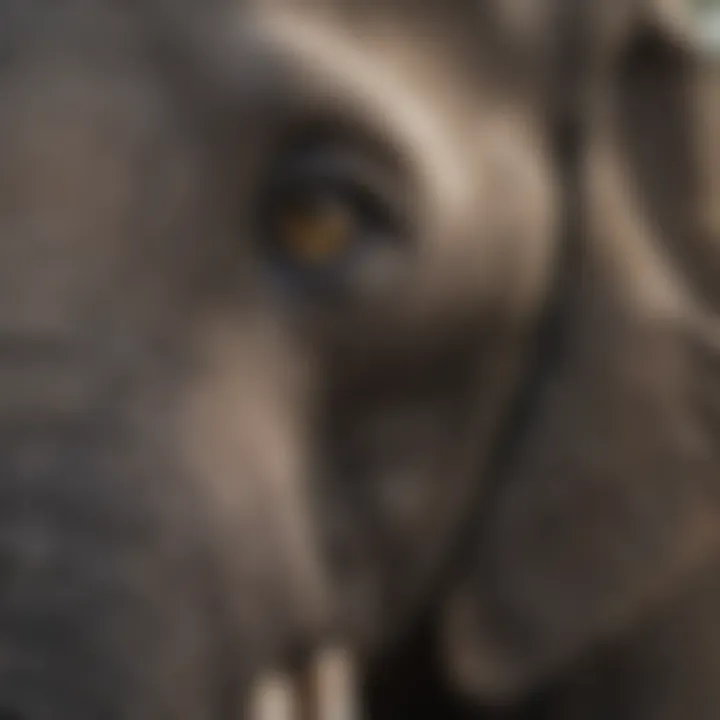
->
[0,1,718,719]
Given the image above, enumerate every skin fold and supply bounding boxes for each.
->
[0,0,717,718]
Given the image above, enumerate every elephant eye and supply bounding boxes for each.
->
[254,135,408,298]
[276,194,354,265]
[267,183,380,269]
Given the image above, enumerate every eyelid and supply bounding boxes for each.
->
[261,142,413,233]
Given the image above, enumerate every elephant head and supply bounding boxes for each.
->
[0,0,716,718]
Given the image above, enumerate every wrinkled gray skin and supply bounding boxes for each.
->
[1,0,719,718]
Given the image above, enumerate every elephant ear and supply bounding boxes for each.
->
[611,0,720,307]
[440,0,720,703]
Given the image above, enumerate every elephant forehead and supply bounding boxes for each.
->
[0,49,209,347]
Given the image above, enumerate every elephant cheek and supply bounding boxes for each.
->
[180,317,333,674]
[180,321,369,720]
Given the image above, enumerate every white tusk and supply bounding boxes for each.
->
[248,670,298,720]
[300,647,359,720]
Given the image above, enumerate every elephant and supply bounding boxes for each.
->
[0,0,718,718]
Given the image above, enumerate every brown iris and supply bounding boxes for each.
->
[276,196,355,265]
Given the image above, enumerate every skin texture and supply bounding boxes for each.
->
[0,0,717,718]
[0,2,332,716]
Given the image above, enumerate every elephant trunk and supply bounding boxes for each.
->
[0,327,353,719]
